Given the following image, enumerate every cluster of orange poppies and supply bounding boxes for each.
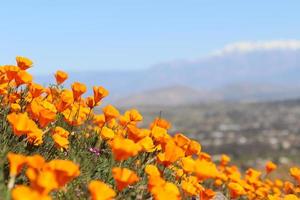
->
[1,57,300,199]
[7,153,80,200]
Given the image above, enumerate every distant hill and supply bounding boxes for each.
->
[35,40,300,105]
[116,86,222,106]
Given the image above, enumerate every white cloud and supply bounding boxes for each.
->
[212,40,300,56]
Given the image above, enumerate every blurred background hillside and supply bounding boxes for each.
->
[2,0,300,169]
[35,41,300,104]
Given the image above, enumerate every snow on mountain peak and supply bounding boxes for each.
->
[212,40,300,56]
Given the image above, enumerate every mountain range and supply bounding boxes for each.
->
[35,40,300,106]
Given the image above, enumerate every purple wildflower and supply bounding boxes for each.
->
[89,147,100,156]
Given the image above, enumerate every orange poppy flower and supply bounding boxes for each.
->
[180,156,196,173]
[8,112,43,146]
[3,65,19,81]
[220,154,231,166]
[28,99,41,118]
[28,99,57,128]
[25,155,46,170]
[100,126,115,140]
[214,179,223,187]
[29,83,44,98]
[151,126,170,146]
[93,86,109,103]
[109,137,141,161]
[88,180,116,200]
[283,194,299,200]
[112,167,139,191]
[55,89,73,112]
[14,70,32,86]
[283,181,295,194]
[55,70,68,85]
[157,139,185,166]
[44,159,80,188]
[145,164,161,177]
[86,96,96,108]
[26,128,44,146]
[71,82,87,101]
[173,133,190,150]
[7,152,26,177]
[182,181,197,196]
[274,178,283,188]
[16,56,33,70]
[0,69,9,83]
[265,161,277,174]
[0,82,8,95]
[150,181,181,200]
[200,188,215,200]
[245,168,262,184]
[7,112,37,136]
[52,126,70,138]
[102,104,119,121]
[148,176,166,194]
[181,176,203,196]
[52,134,69,150]
[93,114,106,129]
[28,168,59,194]
[119,109,143,126]
[137,136,155,152]
[185,140,201,156]
[198,152,212,161]
[10,103,21,112]
[290,167,300,184]
[11,185,51,200]
[194,159,219,180]
[150,117,171,130]
[39,102,57,128]
[125,109,143,122]
[127,125,149,142]
[64,102,90,126]
[228,182,246,199]
[145,164,166,193]
[21,156,80,195]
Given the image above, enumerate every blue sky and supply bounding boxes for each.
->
[1,0,300,74]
